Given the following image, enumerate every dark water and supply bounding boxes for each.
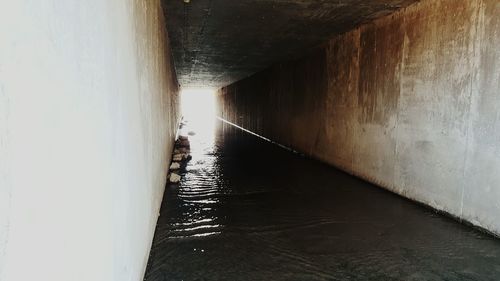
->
[145,119,500,281]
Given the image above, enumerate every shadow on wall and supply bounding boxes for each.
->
[217,0,500,237]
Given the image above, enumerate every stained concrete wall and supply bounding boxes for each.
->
[0,1,179,280]
[218,0,500,236]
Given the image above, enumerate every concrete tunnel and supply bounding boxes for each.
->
[0,0,499,280]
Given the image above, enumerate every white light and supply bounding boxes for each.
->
[181,88,216,137]
[181,88,216,120]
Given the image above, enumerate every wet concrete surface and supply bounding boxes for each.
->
[145,119,500,281]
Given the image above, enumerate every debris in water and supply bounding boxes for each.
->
[167,131,193,186]
[169,173,181,183]
[176,135,190,148]
[177,139,190,148]
[170,162,181,170]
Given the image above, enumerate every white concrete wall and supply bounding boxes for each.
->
[0,1,179,280]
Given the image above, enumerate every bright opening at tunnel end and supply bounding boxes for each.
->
[180,88,217,139]
[181,88,216,120]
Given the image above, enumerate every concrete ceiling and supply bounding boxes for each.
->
[162,0,418,88]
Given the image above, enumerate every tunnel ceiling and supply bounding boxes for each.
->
[162,0,418,88]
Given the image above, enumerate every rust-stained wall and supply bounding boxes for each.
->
[218,0,500,236]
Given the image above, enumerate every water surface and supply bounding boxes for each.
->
[145,120,500,281]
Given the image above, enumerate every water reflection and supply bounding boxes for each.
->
[145,113,500,281]
[162,88,222,240]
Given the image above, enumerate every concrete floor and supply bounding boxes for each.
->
[145,120,500,281]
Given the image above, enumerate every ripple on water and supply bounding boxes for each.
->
[145,120,500,281]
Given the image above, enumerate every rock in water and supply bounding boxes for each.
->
[173,154,183,161]
[169,173,181,183]
[188,131,196,136]
[170,162,180,170]
[176,139,190,148]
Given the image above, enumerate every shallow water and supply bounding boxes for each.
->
[145,120,500,281]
